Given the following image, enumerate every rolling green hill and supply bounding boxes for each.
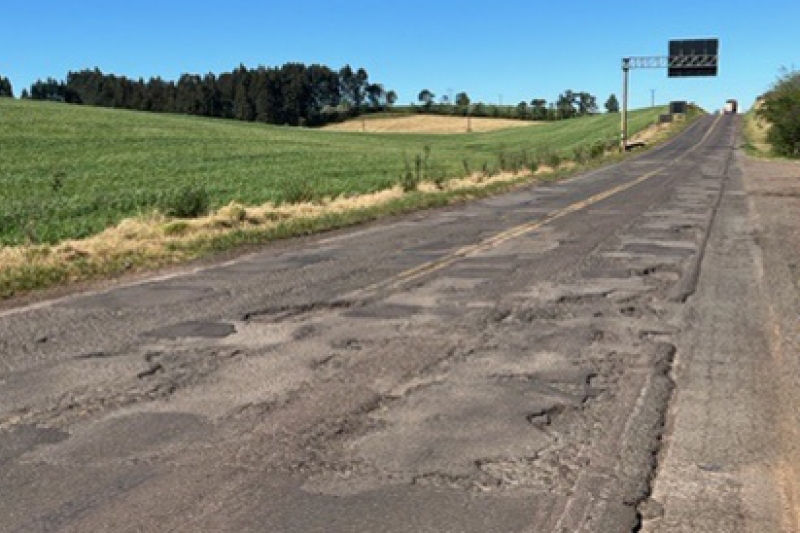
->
[0,99,665,246]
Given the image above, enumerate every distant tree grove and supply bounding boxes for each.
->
[16,64,615,127]
[22,64,393,127]
[407,89,602,122]
[0,76,13,97]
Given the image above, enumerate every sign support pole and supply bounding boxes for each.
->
[621,58,630,152]
[618,39,718,152]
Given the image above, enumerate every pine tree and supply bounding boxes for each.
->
[605,94,620,113]
[0,76,13,97]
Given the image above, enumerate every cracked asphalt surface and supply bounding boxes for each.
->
[3,114,792,532]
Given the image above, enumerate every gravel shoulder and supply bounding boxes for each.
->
[644,129,800,532]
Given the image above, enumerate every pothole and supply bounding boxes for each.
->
[344,304,423,320]
[632,263,681,281]
[63,284,217,310]
[143,321,236,339]
[622,242,696,258]
[527,405,567,427]
[242,300,355,322]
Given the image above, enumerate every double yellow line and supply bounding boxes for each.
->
[356,115,723,296]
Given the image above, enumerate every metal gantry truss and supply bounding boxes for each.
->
[623,55,719,70]
[619,53,718,150]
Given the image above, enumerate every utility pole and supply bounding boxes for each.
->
[651,89,655,108]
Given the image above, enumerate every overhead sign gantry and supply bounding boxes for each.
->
[620,38,719,149]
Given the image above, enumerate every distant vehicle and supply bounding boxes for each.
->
[724,99,738,114]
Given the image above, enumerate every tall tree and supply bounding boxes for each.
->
[418,89,435,109]
[353,68,369,109]
[605,93,620,113]
[0,76,13,97]
[232,65,255,121]
[556,90,577,119]
[274,63,313,126]
[200,73,221,117]
[338,64,355,110]
[577,92,597,115]
[176,74,203,114]
[147,76,170,112]
[366,83,385,109]
[307,64,340,121]
[216,72,235,118]
[530,98,548,120]
[339,65,369,110]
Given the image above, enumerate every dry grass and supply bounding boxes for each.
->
[0,172,535,279]
[743,102,773,156]
[323,115,541,134]
[629,120,672,144]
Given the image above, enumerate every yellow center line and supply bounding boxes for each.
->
[354,116,723,296]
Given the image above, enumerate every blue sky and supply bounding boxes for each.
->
[1,0,798,112]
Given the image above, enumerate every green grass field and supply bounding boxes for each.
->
[0,98,665,246]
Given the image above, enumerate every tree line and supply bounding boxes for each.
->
[20,64,395,127]
[412,89,619,120]
[6,65,622,127]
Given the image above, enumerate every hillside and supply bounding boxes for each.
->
[0,99,665,246]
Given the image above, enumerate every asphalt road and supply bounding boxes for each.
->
[1,114,772,532]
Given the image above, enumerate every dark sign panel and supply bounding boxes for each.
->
[668,38,718,77]
[670,101,687,114]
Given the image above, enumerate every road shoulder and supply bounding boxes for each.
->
[643,151,800,532]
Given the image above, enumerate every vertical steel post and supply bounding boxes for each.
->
[621,58,630,152]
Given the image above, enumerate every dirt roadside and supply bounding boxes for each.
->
[643,146,800,532]
[742,155,800,530]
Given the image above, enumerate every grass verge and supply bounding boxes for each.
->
[742,105,775,158]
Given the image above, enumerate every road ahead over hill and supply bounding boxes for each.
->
[1,114,796,532]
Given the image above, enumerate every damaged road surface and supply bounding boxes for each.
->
[0,115,765,532]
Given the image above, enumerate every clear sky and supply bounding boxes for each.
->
[1,0,798,112]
